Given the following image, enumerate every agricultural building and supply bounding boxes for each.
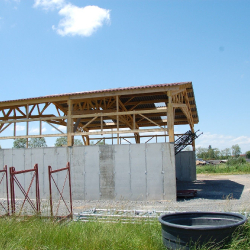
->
[0,82,199,201]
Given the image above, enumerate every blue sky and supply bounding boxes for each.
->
[0,0,250,153]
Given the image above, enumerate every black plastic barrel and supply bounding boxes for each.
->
[158,212,247,249]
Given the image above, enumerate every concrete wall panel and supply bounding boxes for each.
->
[146,144,163,200]
[71,147,85,200]
[0,150,7,196]
[130,144,146,200]
[84,146,100,200]
[114,145,131,200]
[0,142,180,201]
[162,143,176,200]
[176,151,196,181]
[55,148,68,200]
[0,150,4,169]
[12,149,25,198]
[99,145,115,200]
[43,147,57,199]
[4,149,13,169]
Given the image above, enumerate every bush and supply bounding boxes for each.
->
[246,151,250,159]
[227,157,246,166]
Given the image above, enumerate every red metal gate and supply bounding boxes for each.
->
[0,165,9,216]
[9,164,40,215]
[48,162,72,219]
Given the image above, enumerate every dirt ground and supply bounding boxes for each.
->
[73,174,250,214]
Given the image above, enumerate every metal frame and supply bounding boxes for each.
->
[0,165,9,216]
[48,162,72,220]
[9,164,40,215]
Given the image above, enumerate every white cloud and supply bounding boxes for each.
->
[33,0,65,10]
[53,4,110,37]
[13,125,25,131]
[196,132,250,153]
[29,127,47,134]
[51,125,66,132]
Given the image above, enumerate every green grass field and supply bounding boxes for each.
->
[196,162,250,174]
[1,162,249,250]
[0,217,249,250]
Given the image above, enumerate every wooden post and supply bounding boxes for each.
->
[116,96,119,145]
[26,105,29,148]
[167,91,175,143]
[191,125,195,151]
[39,120,42,136]
[67,99,73,146]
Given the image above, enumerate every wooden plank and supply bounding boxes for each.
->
[116,95,119,144]
[167,91,174,142]
[67,99,73,146]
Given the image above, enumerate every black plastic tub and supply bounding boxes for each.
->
[158,212,247,249]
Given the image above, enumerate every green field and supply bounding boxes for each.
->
[196,162,250,174]
[0,217,249,250]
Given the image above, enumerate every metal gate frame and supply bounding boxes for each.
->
[48,162,72,219]
[9,164,40,215]
[0,165,9,216]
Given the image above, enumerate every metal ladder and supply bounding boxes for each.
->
[175,130,202,155]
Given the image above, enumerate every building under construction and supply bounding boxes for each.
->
[0,82,199,201]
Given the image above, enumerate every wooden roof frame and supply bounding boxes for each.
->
[0,81,199,148]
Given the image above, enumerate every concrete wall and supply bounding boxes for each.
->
[0,143,177,201]
[175,151,196,181]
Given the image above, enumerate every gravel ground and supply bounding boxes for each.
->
[2,174,249,216]
[73,174,250,214]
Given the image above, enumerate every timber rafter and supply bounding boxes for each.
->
[0,82,199,147]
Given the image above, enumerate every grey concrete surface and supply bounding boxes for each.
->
[175,151,196,181]
[72,174,250,214]
[0,142,180,201]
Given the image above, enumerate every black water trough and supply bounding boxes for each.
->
[159,212,247,249]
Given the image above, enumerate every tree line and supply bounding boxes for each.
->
[11,137,83,148]
[196,144,250,159]
[7,137,103,148]
[1,140,250,159]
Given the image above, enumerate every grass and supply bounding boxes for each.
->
[196,162,250,174]
[0,217,249,250]
[0,217,165,250]
[1,160,249,249]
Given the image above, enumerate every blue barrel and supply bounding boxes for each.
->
[158,212,247,249]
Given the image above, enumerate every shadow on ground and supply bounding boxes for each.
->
[177,179,245,200]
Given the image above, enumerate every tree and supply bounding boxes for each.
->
[220,148,231,159]
[74,139,83,146]
[231,144,241,158]
[90,139,105,145]
[54,137,83,147]
[55,137,67,147]
[246,151,250,159]
[13,138,26,148]
[29,138,47,148]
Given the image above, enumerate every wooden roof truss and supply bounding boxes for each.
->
[0,82,199,148]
